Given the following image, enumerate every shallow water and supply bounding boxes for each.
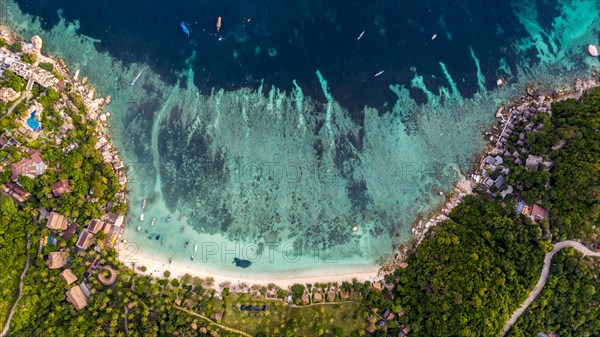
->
[4,0,599,275]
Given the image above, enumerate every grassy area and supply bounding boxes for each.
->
[220,294,288,336]
[285,302,368,337]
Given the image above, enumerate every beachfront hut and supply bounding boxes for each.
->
[301,294,310,304]
[47,251,68,269]
[59,268,77,286]
[65,285,88,310]
[313,292,323,303]
[372,281,382,291]
[327,290,336,302]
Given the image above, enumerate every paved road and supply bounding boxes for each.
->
[0,234,31,337]
[501,240,600,336]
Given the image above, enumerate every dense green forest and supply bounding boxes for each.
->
[0,196,29,329]
[507,249,599,337]
[384,196,545,337]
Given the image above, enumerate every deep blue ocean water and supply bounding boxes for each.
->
[5,0,599,274]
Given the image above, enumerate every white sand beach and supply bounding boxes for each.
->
[117,242,381,290]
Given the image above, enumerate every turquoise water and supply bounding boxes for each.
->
[3,0,599,276]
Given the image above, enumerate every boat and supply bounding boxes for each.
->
[184,240,189,248]
[357,31,365,40]
[131,70,143,86]
[137,225,141,232]
[140,213,144,221]
[156,234,160,240]
[168,257,172,263]
[216,16,222,31]
[374,70,385,77]
[431,34,437,40]
[166,215,172,222]
[161,235,166,243]
[142,197,146,209]
[151,217,156,226]
[191,255,194,261]
[180,22,190,37]
[194,244,198,252]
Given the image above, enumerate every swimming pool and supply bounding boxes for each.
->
[27,110,40,131]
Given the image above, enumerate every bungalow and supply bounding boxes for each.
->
[368,315,378,324]
[61,222,78,241]
[530,205,549,221]
[525,154,543,171]
[384,311,395,321]
[87,219,105,234]
[59,268,77,286]
[46,211,69,231]
[65,285,88,310]
[47,251,68,269]
[327,290,336,301]
[300,294,310,304]
[76,230,95,250]
[366,325,377,334]
[372,281,382,291]
[10,149,46,180]
[52,179,72,197]
[313,292,323,303]
[212,312,223,322]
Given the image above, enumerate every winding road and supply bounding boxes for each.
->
[501,240,600,336]
[0,234,31,337]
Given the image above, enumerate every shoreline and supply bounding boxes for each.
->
[5,23,598,291]
[117,242,380,290]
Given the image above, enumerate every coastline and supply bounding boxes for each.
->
[4,22,598,292]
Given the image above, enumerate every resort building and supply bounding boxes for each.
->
[46,211,69,231]
[10,149,46,180]
[87,219,106,234]
[51,179,72,197]
[59,268,77,286]
[47,251,68,269]
[76,230,95,250]
[516,200,549,222]
[65,285,88,310]
[0,182,31,203]
[6,59,58,88]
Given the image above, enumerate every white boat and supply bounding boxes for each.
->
[131,69,143,86]
[357,31,365,40]
[140,213,144,221]
[374,70,384,77]
[431,34,437,40]
[151,217,156,226]
[191,255,194,261]
[194,244,198,252]
[137,225,141,232]
[142,198,146,209]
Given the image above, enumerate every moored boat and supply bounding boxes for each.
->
[137,225,141,232]
[180,22,190,37]
[151,217,156,226]
[140,213,144,221]
[194,244,198,252]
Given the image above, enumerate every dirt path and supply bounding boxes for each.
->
[0,234,31,337]
[174,305,252,337]
[501,240,600,336]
